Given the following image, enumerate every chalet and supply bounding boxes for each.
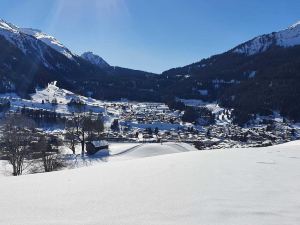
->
[86,140,109,155]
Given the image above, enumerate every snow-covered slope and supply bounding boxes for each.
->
[110,142,196,160]
[233,21,300,55]
[0,19,52,67]
[2,82,106,115]
[81,51,110,68]
[0,141,300,225]
[61,142,197,169]
[20,28,74,59]
[0,19,74,60]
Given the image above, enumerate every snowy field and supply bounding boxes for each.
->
[0,141,299,225]
[0,142,197,177]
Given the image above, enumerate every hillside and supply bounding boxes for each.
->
[162,22,300,123]
[0,142,299,225]
[0,19,158,100]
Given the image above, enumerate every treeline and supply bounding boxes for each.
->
[20,106,64,123]
[0,98,10,112]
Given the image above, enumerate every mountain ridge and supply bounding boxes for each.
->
[162,21,300,123]
[230,21,300,56]
[1,18,300,123]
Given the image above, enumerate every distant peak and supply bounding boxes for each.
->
[81,51,110,68]
[232,20,300,56]
[289,21,300,29]
[0,19,74,59]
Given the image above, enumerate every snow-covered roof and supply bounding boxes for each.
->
[91,140,109,148]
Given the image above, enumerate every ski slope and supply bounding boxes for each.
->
[0,142,300,225]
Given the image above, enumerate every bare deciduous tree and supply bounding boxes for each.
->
[65,120,78,154]
[31,135,64,172]
[1,115,36,176]
[65,113,105,156]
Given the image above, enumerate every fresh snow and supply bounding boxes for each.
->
[0,141,299,224]
[0,142,197,176]
[110,142,196,160]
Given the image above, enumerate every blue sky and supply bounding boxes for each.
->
[1,0,300,73]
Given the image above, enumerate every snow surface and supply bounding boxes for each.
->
[60,142,197,168]
[110,142,196,160]
[0,141,299,225]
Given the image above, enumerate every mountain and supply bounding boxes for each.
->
[1,18,300,123]
[232,21,300,56]
[81,52,110,68]
[163,21,300,123]
[0,19,157,100]
[20,28,75,60]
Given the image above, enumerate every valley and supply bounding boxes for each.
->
[0,81,298,177]
[0,9,299,225]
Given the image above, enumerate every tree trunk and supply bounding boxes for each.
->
[81,132,85,156]
[71,145,75,154]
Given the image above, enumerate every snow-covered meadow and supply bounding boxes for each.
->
[0,141,299,225]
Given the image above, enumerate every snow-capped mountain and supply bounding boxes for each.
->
[0,18,156,99]
[163,21,300,123]
[0,19,75,62]
[81,52,110,68]
[0,19,52,68]
[232,21,300,55]
[2,17,300,123]
[20,28,74,60]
